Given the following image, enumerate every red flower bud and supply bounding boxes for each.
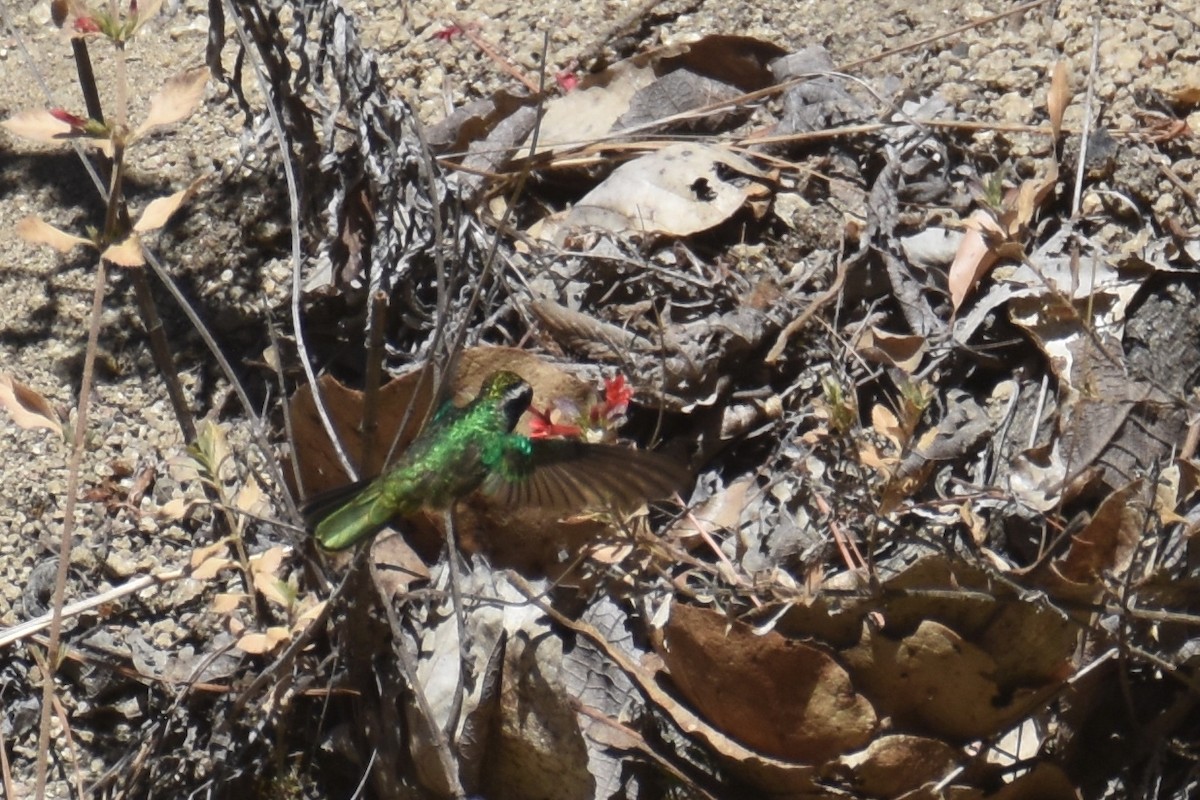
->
[49,108,89,129]
[73,15,101,33]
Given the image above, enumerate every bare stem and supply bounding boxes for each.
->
[34,258,108,798]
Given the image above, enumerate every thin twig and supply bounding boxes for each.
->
[34,256,107,798]
[0,566,185,649]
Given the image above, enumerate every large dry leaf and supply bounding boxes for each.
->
[0,373,64,436]
[658,603,876,763]
[531,57,658,152]
[288,368,433,495]
[842,619,1057,741]
[528,35,783,154]
[135,67,210,139]
[835,735,958,797]
[559,143,770,239]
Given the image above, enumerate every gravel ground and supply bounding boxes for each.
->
[2,0,1198,796]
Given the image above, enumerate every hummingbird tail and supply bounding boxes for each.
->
[303,479,389,551]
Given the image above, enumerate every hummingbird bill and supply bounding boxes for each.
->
[304,371,688,550]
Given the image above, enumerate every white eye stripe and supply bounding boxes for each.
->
[502,382,532,407]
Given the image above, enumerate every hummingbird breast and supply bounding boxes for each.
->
[379,406,509,512]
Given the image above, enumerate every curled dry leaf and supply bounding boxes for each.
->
[856,327,927,373]
[292,598,327,632]
[190,539,234,580]
[948,210,1003,311]
[0,373,64,436]
[190,539,229,567]
[1048,60,1071,140]
[1052,479,1143,585]
[154,496,197,521]
[949,163,1060,311]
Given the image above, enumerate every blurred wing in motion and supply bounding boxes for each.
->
[486,439,688,512]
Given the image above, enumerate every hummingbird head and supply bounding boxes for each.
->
[479,371,534,431]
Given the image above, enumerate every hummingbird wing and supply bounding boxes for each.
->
[485,440,689,512]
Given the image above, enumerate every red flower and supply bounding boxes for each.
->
[603,374,632,416]
[434,25,462,42]
[528,406,583,439]
[555,71,578,92]
[73,15,101,33]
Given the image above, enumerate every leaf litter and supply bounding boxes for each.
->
[3,0,1200,798]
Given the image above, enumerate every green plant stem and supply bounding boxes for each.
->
[34,258,108,799]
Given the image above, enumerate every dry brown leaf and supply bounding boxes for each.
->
[842,619,1057,740]
[237,627,290,655]
[190,539,228,567]
[369,534,431,602]
[249,545,286,576]
[559,143,771,238]
[135,67,210,139]
[234,475,268,519]
[292,598,327,631]
[134,178,205,232]
[16,216,92,253]
[1048,60,1071,140]
[1053,479,1143,584]
[0,373,64,436]
[101,236,145,267]
[857,327,927,373]
[836,735,957,797]
[191,555,234,581]
[659,603,876,763]
[871,404,904,449]
[948,210,1003,311]
[1013,162,1059,230]
[211,593,246,614]
[155,496,196,521]
[252,571,290,608]
[1,110,76,143]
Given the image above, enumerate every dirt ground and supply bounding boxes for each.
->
[2,0,1199,797]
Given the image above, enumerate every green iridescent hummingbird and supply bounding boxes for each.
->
[305,370,688,550]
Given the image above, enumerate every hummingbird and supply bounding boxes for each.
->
[305,370,688,550]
